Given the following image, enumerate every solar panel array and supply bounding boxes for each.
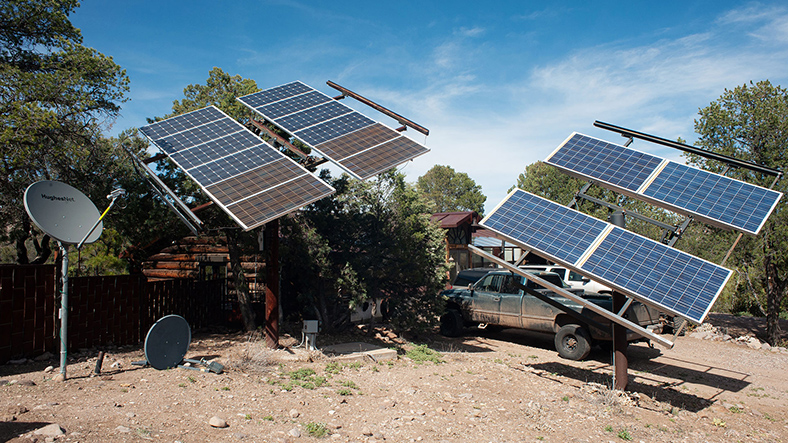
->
[237,81,430,180]
[545,133,782,235]
[481,190,732,324]
[139,106,335,230]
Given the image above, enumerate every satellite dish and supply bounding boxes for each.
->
[24,180,103,245]
[143,315,192,370]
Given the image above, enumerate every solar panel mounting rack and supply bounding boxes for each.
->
[237,81,430,181]
[545,132,782,236]
[480,189,733,325]
[139,106,335,231]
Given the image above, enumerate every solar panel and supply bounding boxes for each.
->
[237,81,430,180]
[139,106,335,230]
[481,189,732,324]
[545,133,782,235]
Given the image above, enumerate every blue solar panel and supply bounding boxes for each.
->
[483,191,607,264]
[138,106,334,230]
[259,91,332,119]
[583,227,731,323]
[547,133,662,192]
[277,101,352,132]
[295,112,376,147]
[237,81,429,180]
[545,132,782,235]
[241,81,312,108]
[480,189,732,324]
[643,162,780,235]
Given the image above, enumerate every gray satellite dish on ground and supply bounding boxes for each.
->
[24,180,103,244]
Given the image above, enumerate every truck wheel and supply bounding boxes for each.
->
[554,324,591,360]
[440,309,464,337]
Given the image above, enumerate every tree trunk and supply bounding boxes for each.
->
[763,228,784,345]
[765,258,784,345]
[14,219,30,264]
[31,234,52,264]
[225,228,256,332]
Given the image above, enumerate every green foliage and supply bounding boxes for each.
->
[617,428,633,441]
[416,165,486,214]
[405,344,444,364]
[280,170,449,333]
[304,422,329,438]
[165,67,258,123]
[1,0,130,265]
[690,80,788,344]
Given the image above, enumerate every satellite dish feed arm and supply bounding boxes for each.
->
[76,188,125,249]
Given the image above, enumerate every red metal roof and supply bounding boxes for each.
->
[431,211,480,228]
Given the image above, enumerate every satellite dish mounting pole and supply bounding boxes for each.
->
[58,242,69,379]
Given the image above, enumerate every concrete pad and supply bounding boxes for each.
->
[321,342,397,363]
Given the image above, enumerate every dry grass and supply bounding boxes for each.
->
[226,331,275,373]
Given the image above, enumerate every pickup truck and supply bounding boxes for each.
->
[440,270,662,360]
[519,265,613,295]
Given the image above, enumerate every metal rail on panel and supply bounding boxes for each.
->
[468,245,674,348]
[327,80,430,136]
[593,120,782,177]
[126,150,203,235]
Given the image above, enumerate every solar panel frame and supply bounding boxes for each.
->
[237,81,429,180]
[480,189,733,324]
[139,106,335,230]
[545,132,782,235]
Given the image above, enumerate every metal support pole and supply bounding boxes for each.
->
[612,291,629,390]
[58,242,69,380]
[608,210,628,390]
[264,219,280,349]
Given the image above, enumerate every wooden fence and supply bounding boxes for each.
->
[0,265,229,363]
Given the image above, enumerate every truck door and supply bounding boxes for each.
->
[498,274,523,328]
[471,273,503,324]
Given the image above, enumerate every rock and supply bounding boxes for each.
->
[289,427,301,437]
[233,432,248,439]
[110,360,122,368]
[115,426,131,433]
[289,408,300,418]
[209,416,228,428]
[8,358,27,365]
[34,352,53,361]
[51,373,65,382]
[34,423,65,437]
[761,342,772,350]
[6,405,28,418]
[362,427,373,436]
[43,366,55,373]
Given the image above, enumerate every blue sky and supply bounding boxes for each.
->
[71,1,788,213]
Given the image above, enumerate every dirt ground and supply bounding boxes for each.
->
[1,314,787,443]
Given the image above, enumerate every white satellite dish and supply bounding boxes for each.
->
[24,180,103,245]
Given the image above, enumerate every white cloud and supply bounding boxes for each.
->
[393,5,788,212]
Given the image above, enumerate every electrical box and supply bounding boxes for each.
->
[303,320,319,334]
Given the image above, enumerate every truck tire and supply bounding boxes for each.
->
[440,309,464,337]
[554,324,591,360]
